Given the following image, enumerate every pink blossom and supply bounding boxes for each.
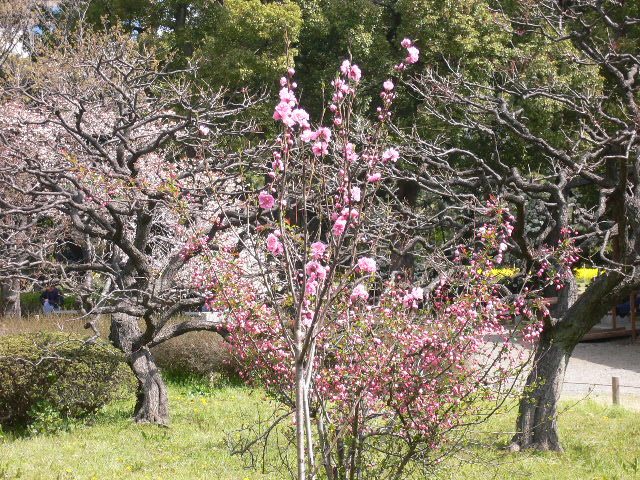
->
[402,289,422,309]
[350,284,369,302]
[401,38,413,48]
[333,218,347,236]
[381,148,399,163]
[258,191,275,209]
[305,280,319,296]
[406,46,420,64]
[305,260,327,281]
[287,67,295,76]
[300,129,314,142]
[311,241,327,258]
[198,124,210,135]
[291,108,310,128]
[348,64,362,82]
[350,186,361,202]
[316,127,331,142]
[357,257,377,273]
[279,76,287,86]
[273,101,292,122]
[340,59,351,75]
[266,233,283,255]
[383,79,394,91]
[366,172,382,182]
[312,142,328,156]
[345,142,358,162]
[279,87,296,104]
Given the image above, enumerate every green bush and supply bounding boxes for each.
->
[0,332,136,428]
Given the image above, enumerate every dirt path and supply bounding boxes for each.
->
[562,338,640,410]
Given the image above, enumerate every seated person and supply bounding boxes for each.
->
[40,285,63,313]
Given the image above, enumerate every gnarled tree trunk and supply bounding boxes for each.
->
[511,272,632,451]
[110,312,169,425]
[510,331,569,451]
[131,347,169,425]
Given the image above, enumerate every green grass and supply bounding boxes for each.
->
[1,316,637,479]
[439,400,640,480]
[1,381,638,480]
[0,376,282,480]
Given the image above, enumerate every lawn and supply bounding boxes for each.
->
[1,316,638,479]
[1,377,638,480]
[0,376,278,480]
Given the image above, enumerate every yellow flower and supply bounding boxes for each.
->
[575,267,599,281]
[489,267,517,277]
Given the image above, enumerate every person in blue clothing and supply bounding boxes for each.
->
[616,295,640,317]
[40,284,63,314]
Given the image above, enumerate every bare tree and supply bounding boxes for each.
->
[402,0,640,451]
[0,23,265,424]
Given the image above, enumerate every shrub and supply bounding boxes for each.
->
[0,331,136,427]
[151,329,238,379]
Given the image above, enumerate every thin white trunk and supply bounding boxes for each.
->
[295,360,306,480]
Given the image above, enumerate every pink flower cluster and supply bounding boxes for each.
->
[310,241,327,259]
[357,257,377,273]
[273,86,310,131]
[350,283,369,302]
[402,286,424,309]
[266,231,283,256]
[339,59,362,82]
[258,190,275,209]
[200,196,570,475]
[304,260,327,296]
[395,38,420,71]
[179,233,210,261]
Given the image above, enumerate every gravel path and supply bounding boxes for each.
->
[562,338,640,409]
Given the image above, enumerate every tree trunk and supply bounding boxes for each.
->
[509,332,569,451]
[131,347,169,425]
[511,272,632,451]
[0,278,21,317]
[110,312,169,425]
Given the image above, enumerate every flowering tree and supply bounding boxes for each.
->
[195,42,576,479]
[0,23,265,424]
[399,0,640,451]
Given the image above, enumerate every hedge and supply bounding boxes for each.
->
[0,331,135,427]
